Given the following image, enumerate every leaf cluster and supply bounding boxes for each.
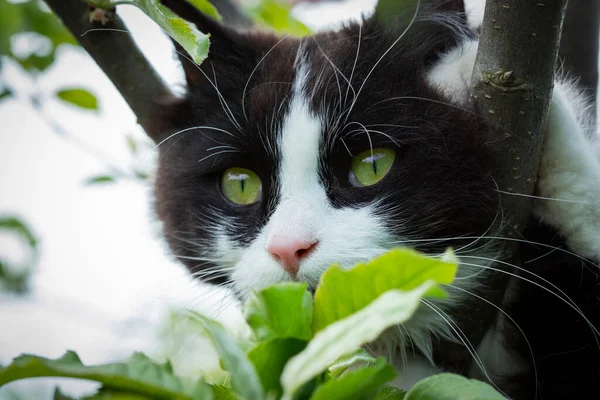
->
[0,1,99,111]
[0,0,76,72]
[0,248,505,399]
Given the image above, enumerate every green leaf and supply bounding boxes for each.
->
[188,0,221,21]
[191,378,215,400]
[85,175,118,185]
[0,216,38,293]
[374,0,420,28]
[281,282,436,399]
[312,248,457,333]
[0,351,212,400]
[0,0,21,55]
[184,312,265,400]
[0,260,29,293]
[55,88,99,111]
[243,0,310,36]
[20,1,76,48]
[0,0,76,72]
[82,390,152,400]
[134,171,150,181]
[247,338,306,398]
[327,349,376,379]
[212,385,237,400]
[53,388,78,400]
[136,0,210,65]
[0,216,37,248]
[15,47,56,72]
[0,88,12,101]
[404,373,506,400]
[126,136,138,155]
[375,386,407,400]
[310,358,396,400]
[244,282,313,341]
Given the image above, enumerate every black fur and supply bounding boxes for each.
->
[153,0,500,278]
[150,1,600,398]
[500,219,600,399]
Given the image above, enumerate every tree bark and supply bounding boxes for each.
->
[473,1,568,242]
[43,0,251,134]
[44,0,172,134]
[434,0,570,376]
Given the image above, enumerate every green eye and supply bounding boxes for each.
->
[221,167,262,205]
[350,148,396,187]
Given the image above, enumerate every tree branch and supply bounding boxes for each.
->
[43,0,251,135]
[473,1,568,242]
[45,0,573,377]
[434,0,569,374]
[44,0,172,134]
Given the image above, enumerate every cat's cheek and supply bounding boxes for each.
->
[228,205,395,298]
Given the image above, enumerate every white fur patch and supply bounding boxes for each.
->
[427,25,600,262]
[423,0,486,103]
[267,65,325,244]
[533,82,600,261]
[228,62,393,298]
[224,60,490,366]
[465,0,486,30]
[426,39,478,106]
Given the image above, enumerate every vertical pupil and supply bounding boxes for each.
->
[372,159,378,176]
[240,178,245,193]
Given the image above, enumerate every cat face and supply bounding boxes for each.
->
[151,1,501,303]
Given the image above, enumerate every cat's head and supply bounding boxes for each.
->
[149,0,501,307]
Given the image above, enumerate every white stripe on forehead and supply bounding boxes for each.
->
[278,63,324,198]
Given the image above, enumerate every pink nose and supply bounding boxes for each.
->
[267,238,318,277]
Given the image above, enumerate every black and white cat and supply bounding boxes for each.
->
[147,0,600,398]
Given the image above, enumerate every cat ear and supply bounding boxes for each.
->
[372,0,467,30]
[365,0,470,68]
[435,0,465,13]
[160,0,252,87]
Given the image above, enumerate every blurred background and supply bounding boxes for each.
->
[0,0,377,398]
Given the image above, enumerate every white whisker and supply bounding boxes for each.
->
[345,23,361,105]
[241,35,291,121]
[197,149,240,165]
[388,235,597,268]
[421,298,507,397]
[310,38,344,113]
[176,51,243,133]
[448,284,538,399]
[210,62,243,133]
[496,189,594,204]
[346,0,421,122]
[80,28,129,36]
[457,260,600,347]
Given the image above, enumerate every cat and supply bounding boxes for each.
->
[147,0,600,398]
